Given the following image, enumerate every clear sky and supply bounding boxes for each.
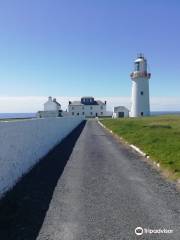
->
[0,0,180,111]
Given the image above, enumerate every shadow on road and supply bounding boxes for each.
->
[0,121,86,240]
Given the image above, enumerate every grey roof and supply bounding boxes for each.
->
[69,100,105,106]
[53,99,61,106]
[81,96,94,99]
[69,101,83,106]
[114,106,129,111]
[96,100,105,105]
[54,101,61,106]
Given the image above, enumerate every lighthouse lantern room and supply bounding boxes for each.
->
[130,54,151,117]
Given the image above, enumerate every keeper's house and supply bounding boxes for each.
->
[68,97,107,117]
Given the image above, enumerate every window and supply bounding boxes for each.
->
[82,112,85,115]
[90,106,93,110]
[77,113,79,115]
[136,62,140,71]
[141,112,143,116]
[72,107,74,110]
[82,106,84,110]
[100,106,103,110]
[90,112,93,115]
[72,112,74,115]
[140,91,144,95]
[101,112,103,115]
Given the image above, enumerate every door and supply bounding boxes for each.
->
[118,112,124,118]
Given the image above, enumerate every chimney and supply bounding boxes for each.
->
[104,101,107,105]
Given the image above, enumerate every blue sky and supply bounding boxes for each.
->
[0,0,180,111]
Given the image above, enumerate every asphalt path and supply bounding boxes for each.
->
[37,119,180,240]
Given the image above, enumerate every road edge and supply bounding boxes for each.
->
[97,120,180,189]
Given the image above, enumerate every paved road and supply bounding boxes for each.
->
[37,120,180,240]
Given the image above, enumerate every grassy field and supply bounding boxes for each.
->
[0,118,34,122]
[101,115,180,180]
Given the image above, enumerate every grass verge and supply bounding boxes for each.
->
[100,115,180,181]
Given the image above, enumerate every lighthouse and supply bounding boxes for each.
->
[130,54,151,117]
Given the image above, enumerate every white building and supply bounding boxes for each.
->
[68,97,107,117]
[130,54,151,117]
[44,96,61,111]
[112,106,129,118]
[37,96,62,118]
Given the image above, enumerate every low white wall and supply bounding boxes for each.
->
[0,116,84,197]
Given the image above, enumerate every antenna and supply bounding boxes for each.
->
[137,53,144,59]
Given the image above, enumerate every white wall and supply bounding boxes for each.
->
[130,77,150,117]
[0,116,84,198]
[112,107,129,118]
[44,101,58,111]
[68,104,107,117]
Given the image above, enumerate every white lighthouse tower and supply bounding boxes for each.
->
[130,54,151,117]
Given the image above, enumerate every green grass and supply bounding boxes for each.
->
[0,118,34,122]
[101,115,180,180]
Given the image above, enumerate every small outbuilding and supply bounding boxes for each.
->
[112,106,129,118]
[37,96,62,118]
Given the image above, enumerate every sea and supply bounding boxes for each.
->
[0,111,180,119]
[151,111,180,116]
[0,113,36,119]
